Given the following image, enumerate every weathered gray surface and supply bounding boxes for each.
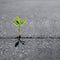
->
[0,0,60,60]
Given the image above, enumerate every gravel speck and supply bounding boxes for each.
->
[24,52,28,55]
[19,53,23,58]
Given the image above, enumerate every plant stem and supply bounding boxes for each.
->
[18,25,20,37]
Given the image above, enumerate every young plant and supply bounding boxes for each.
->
[12,16,26,37]
[12,16,27,47]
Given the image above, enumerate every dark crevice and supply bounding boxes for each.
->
[15,35,25,47]
[0,36,60,39]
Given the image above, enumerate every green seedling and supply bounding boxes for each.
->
[12,16,27,47]
[12,16,26,36]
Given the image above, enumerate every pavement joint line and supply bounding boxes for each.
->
[0,36,60,39]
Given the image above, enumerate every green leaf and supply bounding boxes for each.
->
[21,19,27,25]
[12,16,27,27]
[15,16,20,24]
[12,16,21,27]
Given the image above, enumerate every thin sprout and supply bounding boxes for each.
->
[12,16,27,37]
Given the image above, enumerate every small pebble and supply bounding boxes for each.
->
[22,47,24,50]
[5,49,8,52]
[1,16,5,19]
[24,52,28,55]
[22,50,25,53]
[19,54,23,58]
[3,32,6,35]
[0,51,3,54]
[32,49,35,52]
[28,34,32,37]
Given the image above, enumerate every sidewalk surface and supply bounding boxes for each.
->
[0,0,60,60]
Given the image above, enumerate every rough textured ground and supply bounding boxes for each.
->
[0,0,60,60]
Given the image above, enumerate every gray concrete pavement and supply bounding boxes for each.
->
[0,0,60,60]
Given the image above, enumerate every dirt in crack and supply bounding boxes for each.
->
[15,35,25,47]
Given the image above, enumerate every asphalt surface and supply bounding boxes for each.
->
[0,0,60,60]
